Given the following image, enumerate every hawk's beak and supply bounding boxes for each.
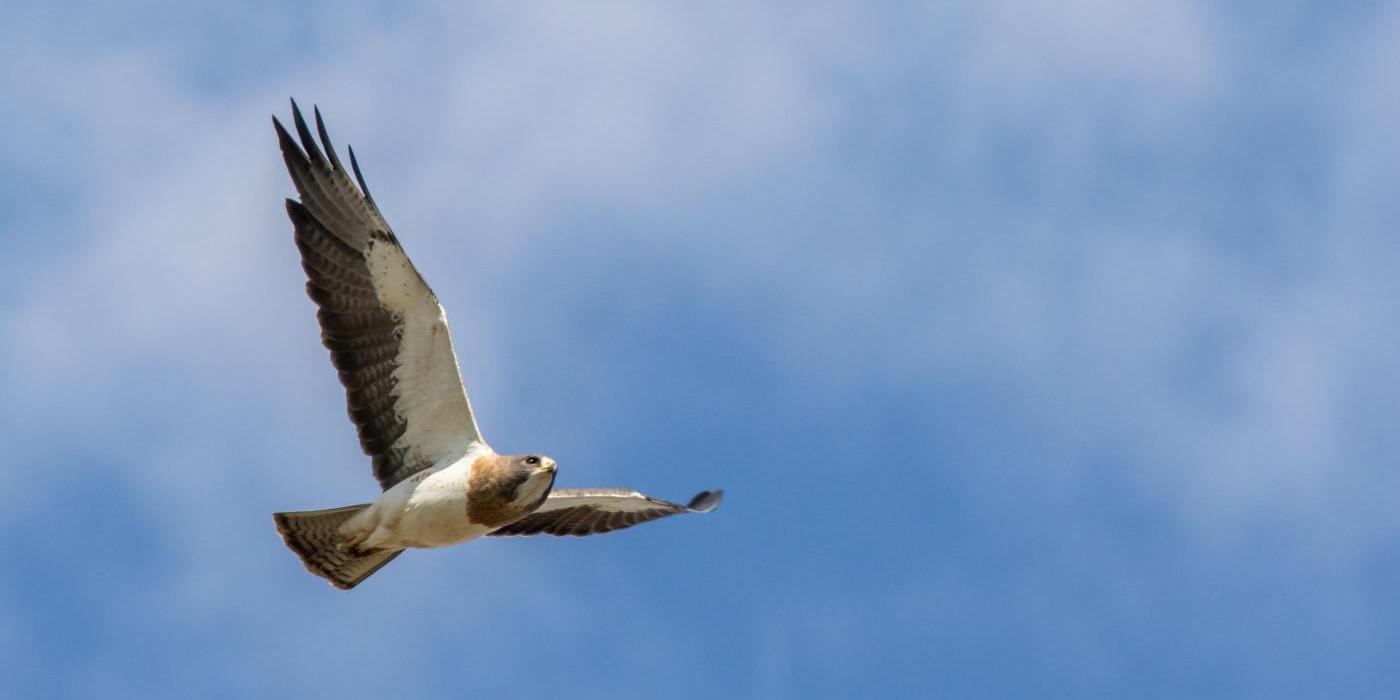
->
[536,458,557,474]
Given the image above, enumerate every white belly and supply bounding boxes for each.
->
[344,455,492,550]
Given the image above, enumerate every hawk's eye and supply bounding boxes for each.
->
[525,456,539,466]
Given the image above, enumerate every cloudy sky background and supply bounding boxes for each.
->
[4,1,1400,697]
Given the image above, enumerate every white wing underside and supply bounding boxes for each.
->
[365,242,483,463]
[537,490,687,513]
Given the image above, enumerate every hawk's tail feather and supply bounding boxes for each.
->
[273,504,402,590]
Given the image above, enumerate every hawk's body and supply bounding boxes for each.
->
[342,446,516,551]
[270,102,721,589]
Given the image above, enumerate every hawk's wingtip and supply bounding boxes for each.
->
[687,489,724,513]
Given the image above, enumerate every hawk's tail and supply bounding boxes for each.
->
[273,504,402,590]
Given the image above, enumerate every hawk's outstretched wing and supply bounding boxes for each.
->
[276,101,485,490]
[488,488,723,537]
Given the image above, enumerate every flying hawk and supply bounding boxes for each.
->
[270,101,722,590]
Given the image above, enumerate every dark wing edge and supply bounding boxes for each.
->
[488,488,724,537]
[275,100,480,490]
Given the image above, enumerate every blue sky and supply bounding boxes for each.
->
[3,1,1400,697]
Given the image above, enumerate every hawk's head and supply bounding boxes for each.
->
[466,452,558,528]
[504,454,557,512]
[470,453,557,526]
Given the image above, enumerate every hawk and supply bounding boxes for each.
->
[270,101,723,589]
